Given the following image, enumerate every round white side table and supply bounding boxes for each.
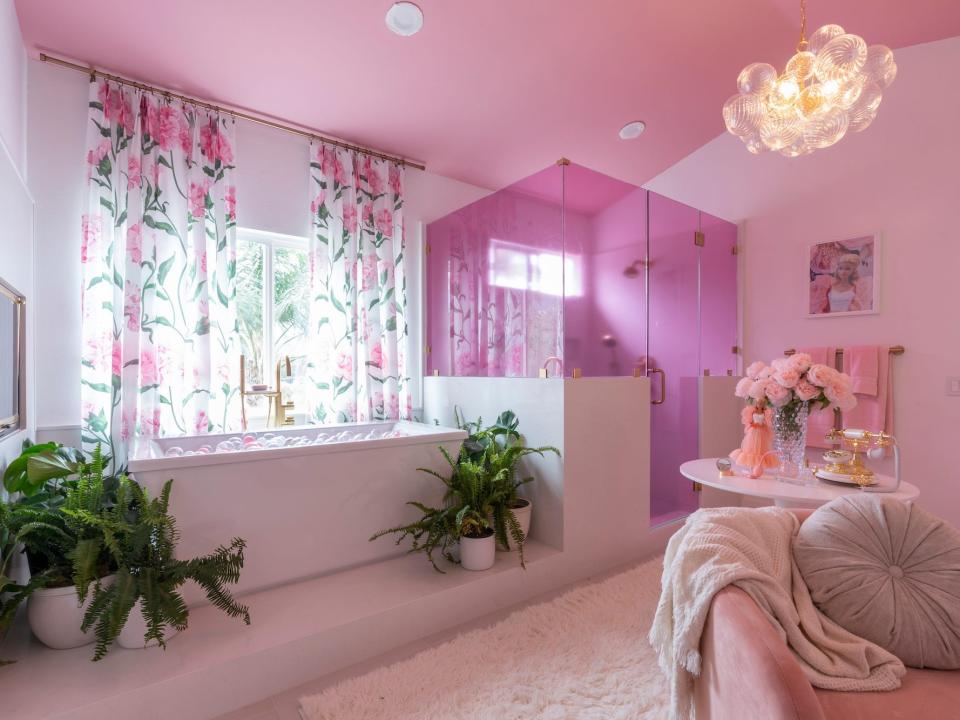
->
[680,458,920,509]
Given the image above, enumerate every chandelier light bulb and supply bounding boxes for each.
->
[723,2,896,157]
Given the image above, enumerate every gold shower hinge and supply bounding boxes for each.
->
[425,344,431,355]
[425,243,432,255]
[694,231,705,247]
[731,245,739,255]
[556,157,571,166]
[731,345,740,354]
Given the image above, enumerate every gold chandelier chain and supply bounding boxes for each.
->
[798,0,808,50]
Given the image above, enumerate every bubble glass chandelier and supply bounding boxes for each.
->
[723,0,897,157]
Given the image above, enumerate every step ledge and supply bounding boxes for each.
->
[1,541,560,720]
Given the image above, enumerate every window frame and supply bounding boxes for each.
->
[236,227,310,384]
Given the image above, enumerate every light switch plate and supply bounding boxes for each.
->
[947,377,960,396]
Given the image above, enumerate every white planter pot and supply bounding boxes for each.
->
[459,532,496,571]
[28,576,113,650]
[496,499,533,552]
[117,599,181,649]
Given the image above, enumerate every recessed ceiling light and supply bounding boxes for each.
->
[619,121,646,140]
[386,2,423,36]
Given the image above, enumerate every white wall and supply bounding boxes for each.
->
[26,61,86,437]
[25,58,490,438]
[0,0,34,471]
[0,0,26,174]
[647,37,960,527]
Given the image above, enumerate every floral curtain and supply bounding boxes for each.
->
[81,79,239,464]
[307,143,410,423]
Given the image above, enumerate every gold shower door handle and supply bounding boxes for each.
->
[650,368,666,405]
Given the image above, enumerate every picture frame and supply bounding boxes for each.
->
[806,234,879,318]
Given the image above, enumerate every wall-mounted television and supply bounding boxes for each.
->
[0,277,24,441]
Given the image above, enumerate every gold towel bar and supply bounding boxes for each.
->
[784,345,904,357]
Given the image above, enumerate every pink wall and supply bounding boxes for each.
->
[646,37,960,528]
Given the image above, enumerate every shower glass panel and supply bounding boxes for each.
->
[426,165,564,377]
[562,163,647,377]
[648,191,701,525]
[699,212,739,376]
[424,161,738,527]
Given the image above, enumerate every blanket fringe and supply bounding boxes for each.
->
[682,648,701,676]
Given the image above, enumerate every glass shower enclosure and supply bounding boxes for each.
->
[425,161,737,526]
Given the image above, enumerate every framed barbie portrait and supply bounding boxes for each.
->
[807,234,879,317]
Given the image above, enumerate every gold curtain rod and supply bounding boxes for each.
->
[38,52,427,171]
[784,345,905,356]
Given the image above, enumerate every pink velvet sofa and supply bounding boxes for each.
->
[694,510,960,720]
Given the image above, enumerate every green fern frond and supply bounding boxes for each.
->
[492,504,509,550]
[505,509,527,569]
[70,537,103,602]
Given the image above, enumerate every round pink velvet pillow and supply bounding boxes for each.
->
[794,494,960,669]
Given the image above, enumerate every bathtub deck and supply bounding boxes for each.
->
[0,541,562,720]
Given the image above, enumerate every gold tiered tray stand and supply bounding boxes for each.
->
[239,355,295,430]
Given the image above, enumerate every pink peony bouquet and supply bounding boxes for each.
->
[734,353,857,412]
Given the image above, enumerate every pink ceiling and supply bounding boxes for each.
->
[14,0,960,190]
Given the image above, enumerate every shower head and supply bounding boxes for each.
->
[601,334,617,348]
[623,259,646,278]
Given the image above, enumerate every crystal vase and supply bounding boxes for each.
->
[772,401,810,480]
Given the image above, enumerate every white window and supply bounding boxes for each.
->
[236,228,311,421]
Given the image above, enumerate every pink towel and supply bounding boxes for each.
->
[843,347,893,434]
[845,346,879,396]
[800,346,838,448]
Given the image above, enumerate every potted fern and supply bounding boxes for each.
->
[455,409,559,555]
[447,453,499,571]
[370,446,501,572]
[8,445,119,650]
[371,411,559,572]
[75,475,250,660]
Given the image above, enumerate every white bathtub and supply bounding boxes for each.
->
[128,420,465,602]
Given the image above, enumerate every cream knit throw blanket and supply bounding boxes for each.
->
[649,506,905,719]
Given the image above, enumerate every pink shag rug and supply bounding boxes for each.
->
[300,556,668,720]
